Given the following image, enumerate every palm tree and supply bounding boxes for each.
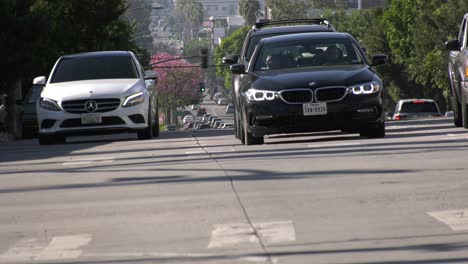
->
[239,0,261,25]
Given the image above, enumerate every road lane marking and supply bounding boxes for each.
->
[428,209,468,231]
[208,221,295,248]
[0,234,91,262]
[62,156,115,166]
[443,134,468,140]
[35,234,92,261]
[185,150,235,155]
[84,252,278,263]
[308,142,361,148]
[0,238,47,262]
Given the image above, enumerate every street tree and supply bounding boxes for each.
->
[151,52,204,124]
[239,0,261,25]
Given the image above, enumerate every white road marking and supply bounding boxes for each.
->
[185,150,235,155]
[255,220,295,244]
[35,234,92,261]
[0,234,91,262]
[84,252,278,263]
[208,221,295,249]
[62,156,115,166]
[443,134,468,140]
[308,142,361,148]
[0,238,47,262]
[428,209,468,231]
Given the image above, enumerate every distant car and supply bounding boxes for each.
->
[35,51,159,145]
[0,94,7,130]
[393,99,443,120]
[225,104,235,114]
[217,98,230,105]
[222,123,234,129]
[191,104,199,110]
[202,114,212,122]
[165,124,177,131]
[20,83,44,138]
[445,111,454,118]
[213,120,224,128]
[182,115,194,124]
[198,123,210,129]
[210,118,222,127]
[213,92,224,101]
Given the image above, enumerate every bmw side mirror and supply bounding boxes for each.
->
[144,70,159,80]
[371,54,387,66]
[229,64,245,74]
[445,39,460,51]
[222,54,239,65]
[33,76,46,85]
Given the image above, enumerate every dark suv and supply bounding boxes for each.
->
[229,32,387,145]
[222,19,336,139]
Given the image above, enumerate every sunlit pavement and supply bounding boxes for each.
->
[1,118,468,264]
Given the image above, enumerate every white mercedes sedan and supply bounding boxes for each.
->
[35,51,159,145]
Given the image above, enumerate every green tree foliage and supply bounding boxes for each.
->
[239,0,261,25]
[265,0,310,19]
[183,39,210,63]
[172,0,204,42]
[214,26,250,89]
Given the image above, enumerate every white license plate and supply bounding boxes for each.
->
[303,102,327,116]
[81,113,102,124]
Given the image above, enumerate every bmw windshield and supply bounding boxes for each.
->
[253,38,365,71]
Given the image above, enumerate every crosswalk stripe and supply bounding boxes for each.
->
[208,220,295,249]
[35,234,92,261]
[0,234,92,262]
[428,209,468,231]
[0,238,47,262]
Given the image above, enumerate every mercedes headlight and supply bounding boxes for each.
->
[245,88,278,102]
[348,81,381,95]
[123,92,145,107]
[39,98,61,111]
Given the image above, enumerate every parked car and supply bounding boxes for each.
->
[392,99,442,120]
[20,82,44,138]
[222,123,234,129]
[210,118,222,127]
[217,98,230,105]
[0,94,7,130]
[225,104,235,115]
[182,115,194,124]
[191,104,199,110]
[222,19,336,140]
[213,120,224,128]
[229,32,386,144]
[198,123,210,129]
[35,51,159,145]
[213,92,224,102]
[202,114,212,122]
[446,13,468,128]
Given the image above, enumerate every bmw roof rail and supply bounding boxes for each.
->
[253,19,334,30]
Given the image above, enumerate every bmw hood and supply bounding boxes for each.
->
[41,79,143,102]
[251,65,379,91]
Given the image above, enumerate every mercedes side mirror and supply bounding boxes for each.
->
[229,64,245,74]
[33,76,46,85]
[144,70,159,80]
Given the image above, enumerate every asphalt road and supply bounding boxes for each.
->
[1,117,468,264]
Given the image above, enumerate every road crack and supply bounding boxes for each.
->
[190,132,274,264]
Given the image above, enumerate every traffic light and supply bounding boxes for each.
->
[199,82,205,92]
[200,48,209,68]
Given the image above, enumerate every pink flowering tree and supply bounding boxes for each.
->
[151,52,204,124]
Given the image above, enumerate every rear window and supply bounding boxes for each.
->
[400,102,439,113]
[51,55,138,83]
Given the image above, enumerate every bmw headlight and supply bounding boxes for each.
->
[348,81,381,95]
[245,88,278,102]
[123,92,145,107]
[39,98,61,111]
